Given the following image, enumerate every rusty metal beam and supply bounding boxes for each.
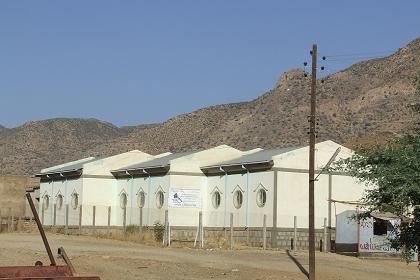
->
[58,247,75,274]
[25,193,56,266]
[0,265,100,279]
[0,265,71,278]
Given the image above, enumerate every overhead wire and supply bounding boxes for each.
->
[319,50,396,58]
[326,55,390,62]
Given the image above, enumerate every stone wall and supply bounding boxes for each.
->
[170,226,336,249]
[31,224,336,250]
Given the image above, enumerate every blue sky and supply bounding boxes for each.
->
[0,1,419,128]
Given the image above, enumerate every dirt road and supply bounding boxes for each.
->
[0,233,417,280]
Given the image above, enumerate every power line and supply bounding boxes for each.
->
[321,50,396,58]
[325,55,390,62]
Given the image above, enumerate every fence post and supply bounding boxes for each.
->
[198,211,203,248]
[30,216,33,231]
[168,223,171,247]
[164,210,169,246]
[294,216,297,251]
[123,207,127,232]
[92,206,96,234]
[139,207,143,240]
[41,205,45,225]
[18,216,22,231]
[11,215,15,232]
[107,206,111,237]
[65,204,69,235]
[53,204,57,226]
[8,208,11,232]
[263,214,267,250]
[78,205,83,235]
[323,217,327,253]
[230,213,234,250]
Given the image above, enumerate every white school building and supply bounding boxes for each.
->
[37,140,367,247]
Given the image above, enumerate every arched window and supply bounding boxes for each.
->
[56,194,63,210]
[43,195,50,210]
[71,193,79,210]
[233,190,243,209]
[156,191,164,209]
[212,191,221,209]
[120,193,127,209]
[256,189,267,207]
[137,191,146,208]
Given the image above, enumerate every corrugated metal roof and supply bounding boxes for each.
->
[115,151,195,171]
[202,146,302,168]
[40,158,98,174]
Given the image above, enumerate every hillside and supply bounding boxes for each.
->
[0,38,419,175]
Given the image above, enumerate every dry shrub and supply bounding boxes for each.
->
[96,226,159,246]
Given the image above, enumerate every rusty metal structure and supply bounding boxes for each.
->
[0,193,100,280]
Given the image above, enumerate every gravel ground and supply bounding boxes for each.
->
[0,233,418,280]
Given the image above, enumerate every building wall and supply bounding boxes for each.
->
[0,175,39,217]
[168,173,206,227]
[116,175,170,227]
[39,178,82,226]
[206,174,226,227]
[37,141,368,233]
[331,175,366,221]
[81,177,116,226]
[335,210,358,253]
[276,171,330,228]
[205,171,274,228]
[83,150,153,176]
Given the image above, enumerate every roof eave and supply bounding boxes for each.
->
[36,168,83,180]
[201,160,274,175]
[111,165,170,178]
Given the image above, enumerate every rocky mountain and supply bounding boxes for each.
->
[1,38,419,175]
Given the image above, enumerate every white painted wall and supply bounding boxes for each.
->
[205,171,274,228]
[83,150,153,176]
[39,178,82,226]
[116,175,170,227]
[276,171,327,228]
[336,210,358,244]
[38,141,369,230]
[206,175,227,227]
[168,174,206,226]
[273,140,353,170]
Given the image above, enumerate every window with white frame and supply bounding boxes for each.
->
[156,191,164,209]
[212,191,221,209]
[56,194,63,210]
[120,193,128,209]
[137,191,146,208]
[256,189,267,208]
[233,190,243,209]
[71,193,79,210]
[43,195,50,210]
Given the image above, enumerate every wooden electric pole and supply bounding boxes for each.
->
[308,43,317,280]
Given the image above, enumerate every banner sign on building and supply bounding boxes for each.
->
[359,217,400,253]
[168,188,202,208]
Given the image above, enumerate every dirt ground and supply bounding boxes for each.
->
[0,233,418,280]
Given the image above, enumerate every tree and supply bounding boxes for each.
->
[337,74,420,262]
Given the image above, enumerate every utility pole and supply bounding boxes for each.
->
[308,43,317,280]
